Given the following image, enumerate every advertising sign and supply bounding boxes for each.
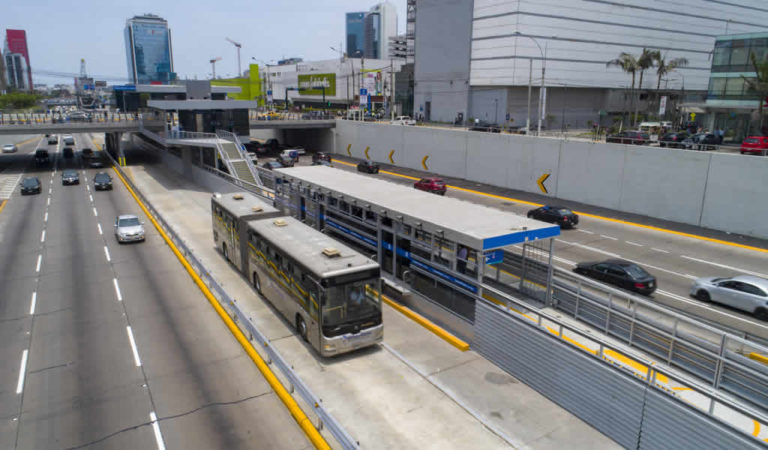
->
[298,73,336,96]
[362,69,382,96]
[659,95,668,115]
[359,88,368,108]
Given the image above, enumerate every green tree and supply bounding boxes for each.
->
[743,51,768,134]
[634,48,660,126]
[607,52,639,127]
[655,54,689,90]
[0,92,40,110]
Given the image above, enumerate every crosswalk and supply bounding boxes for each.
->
[0,173,22,199]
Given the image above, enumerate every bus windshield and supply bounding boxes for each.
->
[321,277,380,331]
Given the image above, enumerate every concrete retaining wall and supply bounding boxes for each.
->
[333,121,768,239]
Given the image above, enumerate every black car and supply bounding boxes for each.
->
[573,259,657,295]
[527,205,579,228]
[357,160,380,174]
[262,161,283,170]
[682,133,719,151]
[606,131,650,145]
[61,169,79,185]
[20,177,41,195]
[93,172,113,190]
[62,147,74,158]
[88,159,105,168]
[47,136,58,145]
[34,149,50,166]
[658,131,690,148]
[469,120,501,133]
[312,152,332,163]
[81,148,94,159]
[264,138,281,152]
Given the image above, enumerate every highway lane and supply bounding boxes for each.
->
[319,156,768,337]
[1,134,310,449]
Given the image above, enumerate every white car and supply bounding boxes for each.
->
[390,116,416,126]
[690,275,768,319]
[115,214,146,243]
[2,144,18,153]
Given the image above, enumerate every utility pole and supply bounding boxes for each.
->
[225,38,242,77]
[390,59,395,120]
[526,58,532,134]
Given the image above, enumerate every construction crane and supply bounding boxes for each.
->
[210,57,222,79]
[225,37,242,78]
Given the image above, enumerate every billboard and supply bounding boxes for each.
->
[298,73,336,96]
[6,30,32,89]
[362,69,382,96]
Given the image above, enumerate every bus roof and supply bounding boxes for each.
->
[274,166,560,250]
[211,192,280,221]
[248,216,379,278]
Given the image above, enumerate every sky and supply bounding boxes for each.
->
[3,0,407,86]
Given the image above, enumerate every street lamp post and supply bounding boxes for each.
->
[514,32,552,135]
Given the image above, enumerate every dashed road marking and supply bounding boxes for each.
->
[600,234,618,241]
[149,412,166,450]
[40,230,45,243]
[651,247,670,254]
[626,241,643,247]
[104,246,111,262]
[89,194,93,202]
[92,207,98,217]
[29,292,36,315]
[35,254,42,273]
[46,198,50,206]
[681,255,768,279]
[16,349,29,394]
[97,223,103,235]
[577,229,594,235]
[113,278,123,301]
[44,212,48,222]
[126,326,141,367]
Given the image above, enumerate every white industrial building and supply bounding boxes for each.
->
[414,0,768,129]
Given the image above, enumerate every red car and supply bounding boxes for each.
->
[414,177,447,195]
[740,136,768,155]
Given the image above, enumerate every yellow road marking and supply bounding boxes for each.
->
[753,420,760,437]
[111,166,330,450]
[0,200,7,215]
[332,156,768,254]
[379,290,469,351]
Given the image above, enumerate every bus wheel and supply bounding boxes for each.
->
[296,316,308,342]
[222,243,228,260]
[253,273,262,294]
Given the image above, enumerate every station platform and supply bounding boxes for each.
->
[117,141,619,449]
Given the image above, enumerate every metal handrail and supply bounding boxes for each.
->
[101,148,356,448]
[215,130,264,187]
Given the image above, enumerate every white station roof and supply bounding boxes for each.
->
[274,166,560,251]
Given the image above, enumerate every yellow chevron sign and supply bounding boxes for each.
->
[421,155,429,170]
[389,149,395,164]
[364,146,370,159]
[346,143,352,157]
[537,173,550,194]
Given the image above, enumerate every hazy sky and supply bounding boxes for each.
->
[3,0,407,86]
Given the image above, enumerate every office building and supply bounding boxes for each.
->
[3,29,32,91]
[364,2,397,60]
[413,0,768,128]
[346,12,366,58]
[124,14,175,85]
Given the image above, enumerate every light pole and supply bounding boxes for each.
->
[513,32,553,135]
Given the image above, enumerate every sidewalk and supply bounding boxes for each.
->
[124,149,618,449]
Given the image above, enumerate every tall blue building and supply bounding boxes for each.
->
[124,14,175,84]
[346,12,365,58]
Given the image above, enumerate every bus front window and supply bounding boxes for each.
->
[321,278,380,336]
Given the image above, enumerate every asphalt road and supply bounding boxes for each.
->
[0,134,310,449]
[315,155,768,339]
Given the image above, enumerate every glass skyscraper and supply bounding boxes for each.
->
[124,14,175,85]
[346,12,365,58]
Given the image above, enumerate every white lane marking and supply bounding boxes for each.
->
[16,349,29,394]
[86,185,90,192]
[126,326,142,367]
[104,246,111,262]
[558,239,696,280]
[89,194,93,202]
[29,292,36,315]
[92,207,98,217]
[46,198,50,206]
[149,412,166,450]
[113,278,123,301]
[35,254,42,273]
[40,230,45,243]
[44,212,48,222]
[48,187,52,194]
[97,223,103,235]
[680,255,768,279]
[577,229,594,235]
[651,247,670,254]
[600,234,618,241]
[625,241,643,247]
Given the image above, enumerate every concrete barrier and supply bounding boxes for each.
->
[333,121,768,239]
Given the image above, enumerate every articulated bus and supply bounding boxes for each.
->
[212,192,383,356]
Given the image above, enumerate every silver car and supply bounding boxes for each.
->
[690,275,768,319]
[2,144,18,153]
[114,214,145,243]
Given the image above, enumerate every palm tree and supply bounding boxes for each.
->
[634,49,660,125]
[743,51,768,135]
[607,53,639,127]
[654,54,688,119]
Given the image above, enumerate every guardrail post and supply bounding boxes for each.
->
[666,318,679,365]
[604,293,613,335]
[713,334,728,389]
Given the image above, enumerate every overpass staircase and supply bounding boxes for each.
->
[215,130,263,188]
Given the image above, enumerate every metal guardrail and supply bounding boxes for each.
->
[215,129,264,187]
[0,112,140,125]
[102,146,358,449]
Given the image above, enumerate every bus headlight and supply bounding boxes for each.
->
[323,343,336,353]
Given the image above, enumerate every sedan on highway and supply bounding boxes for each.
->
[414,177,447,195]
[573,259,657,295]
[527,205,579,228]
[2,144,18,153]
[357,160,380,174]
[93,172,113,191]
[20,177,41,195]
[47,135,58,145]
[61,169,80,185]
[115,214,145,243]
[690,275,768,320]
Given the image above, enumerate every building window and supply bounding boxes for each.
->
[725,77,744,96]
[730,41,750,67]
[708,78,726,97]
[713,41,731,68]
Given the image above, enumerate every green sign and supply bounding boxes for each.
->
[298,73,336,96]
